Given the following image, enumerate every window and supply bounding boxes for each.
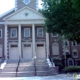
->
[24,28,30,37]
[65,52,69,55]
[73,50,78,58]
[51,32,58,37]
[0,29,2,38]
[11,28,17,38]
[64,40,69,46]
[37,28,43,37]
[67,58,74,66]
[72,41,77,46]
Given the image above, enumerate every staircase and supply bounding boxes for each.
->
[17,60,35,77]
[0,59,58,77]
[0,60,18,77]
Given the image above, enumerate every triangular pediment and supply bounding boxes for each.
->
[3,6,45,20]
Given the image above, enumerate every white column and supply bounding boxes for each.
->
[4,24,8,59]
[18,24,21,59]
[32,24,36,59]
[46,33,50,59]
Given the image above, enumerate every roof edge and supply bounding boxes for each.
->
[0,8,15,18]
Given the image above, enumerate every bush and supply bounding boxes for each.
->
[65,66,80,72]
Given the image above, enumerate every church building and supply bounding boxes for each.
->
[0,0,80,66]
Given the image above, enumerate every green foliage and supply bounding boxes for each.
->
[65,66,80,72]
[40,0,80,44]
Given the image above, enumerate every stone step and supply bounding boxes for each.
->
[36,66,49,71]
[17,71,35,77]
[0,72,16,77]
[18,66,35,72]
[36,71,48,76]
[2,67,16,72]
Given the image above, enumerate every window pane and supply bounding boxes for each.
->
[24,28,30,37]
[37,28,43,37]
[11,29,17,37]
[73,52,77,57]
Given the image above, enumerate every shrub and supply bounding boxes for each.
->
[65,66,80,72]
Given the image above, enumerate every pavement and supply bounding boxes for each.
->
[0,73,74,80]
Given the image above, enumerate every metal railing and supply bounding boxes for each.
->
[34,58,36,76]
[16,59,21,77]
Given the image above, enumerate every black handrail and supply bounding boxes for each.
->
[16,59,20,77]
[34,58,36,76]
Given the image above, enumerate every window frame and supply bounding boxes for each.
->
[0,29,2,38]
[37,28,43,37]
[64,40,69,46]
[24,28,30,37]
[11,28,17,38]
[72,50,78,58]
[72,41,77,46]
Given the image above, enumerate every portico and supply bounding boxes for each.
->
[3,6,49,61]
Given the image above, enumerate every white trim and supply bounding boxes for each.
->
[51,33,58,37]
[0,29,2,38]
[72,49,78,58]
[0,22,4,24]
[15,0,18,11]
[3,6,45,20]
[72,41,77,46]
[11,28,17,38]
[64,40,69,46]
[37,28,43,37]
[4,20,45,24]
[24,28,30,37]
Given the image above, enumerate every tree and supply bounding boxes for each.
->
[40,0,80,43]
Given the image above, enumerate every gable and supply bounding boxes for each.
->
[3,6,45,21]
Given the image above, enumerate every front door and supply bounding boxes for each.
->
[23,44,32,60]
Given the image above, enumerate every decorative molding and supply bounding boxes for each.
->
[15,0,18,11]
[22,0,31,5]
[22,38,32,41]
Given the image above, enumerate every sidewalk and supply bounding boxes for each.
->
[0,73,74,80]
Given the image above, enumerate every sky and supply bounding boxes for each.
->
[0,0,42,15]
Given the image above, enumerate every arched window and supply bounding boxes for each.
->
[52,42,59,55]
[67,58,74,66]
[72,49,78,58]
[65,49,70,55]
